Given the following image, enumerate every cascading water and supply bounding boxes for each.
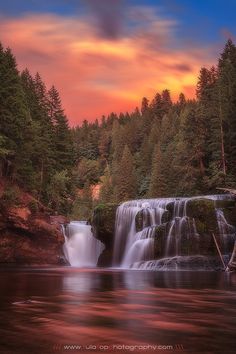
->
[113,195,236,270]
[63,221,104,267]
[113,199,169,267]
[215,208,235,253]
[165,198,196,256]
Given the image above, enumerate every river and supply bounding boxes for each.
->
[0,267,236,354]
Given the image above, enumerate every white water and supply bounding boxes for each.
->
[63,221,104,267]
[215,208,235,253]
[113,195,236,269]
[131,255,224,271]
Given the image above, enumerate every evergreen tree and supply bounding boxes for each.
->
[48,85,74,171]
[111,119,124,160]
[173,105,206,195]
[196,66,226,189]
[0,45,31,181]
[71,181,93,220]
[100,165,113,203]
[2,38,236,216]
[48,170,71,213]
[141,97,149,115]
[178,92,186,106]
[150,92,163,121]
[148,144,166,197]
[161,89,172,113]
[114,145,136,202]
[218,39,236,184]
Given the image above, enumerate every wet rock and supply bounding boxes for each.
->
[187,198,218,233]
[132,255,227,271]
[154,224,167,258]
[92,203,118,266]
[166,201,174,219]
[135,210,144,232]
[161,210,171,223]
[97,249,113,267]
[135,209,171,232]
[220,202,236,228]
[154,219,194,258]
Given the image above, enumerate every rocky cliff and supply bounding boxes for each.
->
[0,183,66,264]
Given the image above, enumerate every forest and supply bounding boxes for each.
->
[1,39,236,219]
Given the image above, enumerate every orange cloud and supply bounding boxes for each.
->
[0,11,214,125]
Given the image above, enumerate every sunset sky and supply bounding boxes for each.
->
[0,0,235,125]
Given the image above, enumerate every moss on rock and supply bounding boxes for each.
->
[187,198,218,233]
[166,201,174,219]
[135,208,171,232]
[220,203,236,227]
[162,210,171,223]
[92,203,118,251]
[186,198,225,256]
[135,210,144,232]
[97,249,113,267]
[153,224,167,258]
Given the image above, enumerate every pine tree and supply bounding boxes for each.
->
[71,181,93,220]
[218,39,236,184]
[21,70,55,199]
[100,165,113,202]
[0,45,31,181]
[148,144,166,197]
[48,170,71,212]
[178,92,186,106]
[196,66,227,189]
[114,145,136,202]
[48,85,74,171]
[150,92,163,121]
[173,104,206,195]
[111,120,124,160]
[161,89,172,113]
[141,97,149,115]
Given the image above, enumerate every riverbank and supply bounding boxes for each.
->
[0,181,66,264]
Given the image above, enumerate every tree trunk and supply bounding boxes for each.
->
[219,89,226,175]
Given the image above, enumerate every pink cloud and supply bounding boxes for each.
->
[0,12,215,126]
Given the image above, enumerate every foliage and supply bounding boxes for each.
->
[28,199,39,214]
[71,182,93,220]
[0,186,20,207]
[1,39,236,217]
[0,43,75,214]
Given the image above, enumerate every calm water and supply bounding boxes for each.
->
[0,267,236,354]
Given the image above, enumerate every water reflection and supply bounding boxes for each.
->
[0,267,236,354]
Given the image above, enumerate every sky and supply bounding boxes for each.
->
[0,0,235,126]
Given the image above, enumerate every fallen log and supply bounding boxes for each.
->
[217,188,236,196]
[226,241,236,272]
[212,233,227,270]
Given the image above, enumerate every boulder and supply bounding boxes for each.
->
[92,203,118,266]
[217,200,236,228]
[186,198,220,255]
[153,218,200,259]
[187,198,218,233]
[135,208,171,232]
[154,224,167,258]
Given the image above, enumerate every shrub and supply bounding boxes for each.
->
[1,186,20,207]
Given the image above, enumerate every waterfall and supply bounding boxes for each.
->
[63,221,104,267]
[113,198,173,267]
[165,198,197,256]
[113,195,236,270]
[215,208,235,253]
